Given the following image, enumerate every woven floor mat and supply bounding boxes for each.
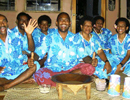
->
[3,87,128,100]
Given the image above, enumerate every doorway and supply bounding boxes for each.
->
[76,0,101,33]
[71,0,106,33]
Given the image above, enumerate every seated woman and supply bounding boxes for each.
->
[38,15,55,35]
[92,16,112,53]
[106,17,130,76]
[37,15,56,67]
[77,15,112,79]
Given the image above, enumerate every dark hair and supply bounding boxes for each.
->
[79,15,93,25]
[92,16,104,25]
[56,12,70,22]
[115,17,129,33]
[38,15,51,27]
[17,12,32,21]
[0,14,8,22]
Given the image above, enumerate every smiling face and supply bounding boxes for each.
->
[17,15,29,30]
[56,13,71,33]
[94,19,103,31]
[81,20,93,35]
[0,15,8,35]
[39,20,49,33]
[116,21,128,35]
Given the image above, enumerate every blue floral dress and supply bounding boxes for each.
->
[0,29,40,80]
[47,28,56,34]
[37,28,56,48]
[33,29,82,86]
[92,28,112,53]
[38,28,56,36]
[106,34,130,76]
[35,29,80,72]
[11,26,44,52]
[77,32,113,79]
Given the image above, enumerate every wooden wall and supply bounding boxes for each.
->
[0,0,72,29]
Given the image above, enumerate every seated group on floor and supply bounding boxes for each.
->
[0,11,130,91]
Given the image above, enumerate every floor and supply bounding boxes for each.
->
[0,72,127,100]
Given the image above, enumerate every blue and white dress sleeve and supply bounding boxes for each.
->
[35,35,51,60]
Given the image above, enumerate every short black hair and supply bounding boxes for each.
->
[38,15,51,27]
[115,17,129,33]
[92,16,104,25]
[79,15,93,26]
[56,12,70,22]
[115,17,129,27]
[17,12,32,21]
[0,14,8,22]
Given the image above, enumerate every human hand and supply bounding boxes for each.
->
[115,64,125,74]
[45,53,48,58]
[103,62,112,74]
[28,52,35,68]
[24,19,38,35]
[0,67,5,74]
[92,52,98,67]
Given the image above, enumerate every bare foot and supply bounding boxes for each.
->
[22,78,35,84]
[0,86,4,91]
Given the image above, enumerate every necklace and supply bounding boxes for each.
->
[117,34,127,55]
[94,28,105,43]
[94,28,102,34]
[80,32,93,56]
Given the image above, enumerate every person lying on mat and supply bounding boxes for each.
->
[0,14,40,91]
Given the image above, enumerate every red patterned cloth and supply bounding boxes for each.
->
[69,63,95,75]
[33,63,95,87]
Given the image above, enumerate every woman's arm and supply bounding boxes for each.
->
[97,49,112,74]
[119,50,130,65]
[115,50,130,73]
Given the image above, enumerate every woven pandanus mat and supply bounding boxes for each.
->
[3,86,127,100]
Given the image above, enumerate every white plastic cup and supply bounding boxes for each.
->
[108,74,120,96]
[95,78,106,91]
[122,77,130,99]
[39,84,51,94]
